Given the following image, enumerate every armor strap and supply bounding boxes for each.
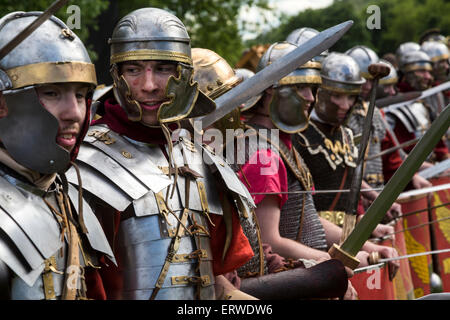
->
[150,207,190,300]
[150,145,195,300]
[42,255,62,300]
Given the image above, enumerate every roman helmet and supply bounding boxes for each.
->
[421,41,449,81]
[400,50,433,90]
[286,27,329,62]
[376,59,398,99]
[0,12,97,174]
[345,45,379,80]
[315,52,365,125]
[108,8,215,124]
[255,41,322,133]
[396,42,420,69]
[192,48,242,133]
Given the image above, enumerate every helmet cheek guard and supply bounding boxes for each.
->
[110,64,142,122]
[0,12,97,174]
[269,86,310,133]
[158,64,199,123]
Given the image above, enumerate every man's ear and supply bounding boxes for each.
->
[0,92,8,119]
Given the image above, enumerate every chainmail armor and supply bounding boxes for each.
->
[347,101,386,189]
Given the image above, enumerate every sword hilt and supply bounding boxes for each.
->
[368,63,390,80]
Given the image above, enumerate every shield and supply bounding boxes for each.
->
[429,175,450,292]
[397,189,433,298]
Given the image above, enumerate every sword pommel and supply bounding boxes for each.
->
[368,63,390,79]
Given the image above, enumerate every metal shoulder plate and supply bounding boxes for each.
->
[198,139,256,209]
[66,184,116,265]
[67,124,173,212]
[385,103,422,133]
[0,176,62,286]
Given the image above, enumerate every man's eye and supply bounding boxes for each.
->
[43,91,58,97]
[158,65,175,73]
[125,67,139,73]
[76,93,86,100]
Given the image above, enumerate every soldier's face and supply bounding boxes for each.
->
[316,88,356,125]
[35,83,88,152]
[382,84,396,96]
[407,70,433,90]
[120,60,178,126]
[361,79,373,100]
[433,59,450,82]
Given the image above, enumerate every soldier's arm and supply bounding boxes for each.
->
[256,195,330,261]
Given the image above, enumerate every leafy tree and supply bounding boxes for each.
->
[116,0,270,66]
[0,0,109,61]
[247,0,371,53]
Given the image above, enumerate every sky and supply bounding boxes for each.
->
[239,0,334,40]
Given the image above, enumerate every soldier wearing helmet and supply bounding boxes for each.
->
[286,27,329,63]
[0,11,114,300]
[294,52,400,280]
[191,47,354,300]
[67,8,257,300]
[386,48,449,163]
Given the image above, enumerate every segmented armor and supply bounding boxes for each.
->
[0,164,114,300]
[67,124,255,299]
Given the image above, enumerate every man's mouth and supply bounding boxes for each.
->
[141,101,163,111]
[56,132,77,148]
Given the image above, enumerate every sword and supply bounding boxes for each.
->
[365,137,419,161]
[354,248,450,274]
[375,91,421,108]
[199,20,354,131]
[417,158,450,179]
[329,104,450,269]
[340,63,391,245]
[385,81,450,112]
[0,0,69,60]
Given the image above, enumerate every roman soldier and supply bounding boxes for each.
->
[385,49,449,163]
[0,11,114,299]
[191,47,352,300]
[66,7,257,300]
[293,52,400,279]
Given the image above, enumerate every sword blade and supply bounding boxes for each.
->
[354,248,450,274]
[200,20,354,130]
[340,104,450,257]
[385,81,450,112]
[0,0,69,60]
[376,91,421,108]
[417,158,450,179]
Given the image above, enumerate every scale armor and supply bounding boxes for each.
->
[347,100,386,189]
[232,124,327,253]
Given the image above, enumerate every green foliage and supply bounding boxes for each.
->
[248,0,450,57]
[0,0,109,61]
[116,0,270,66]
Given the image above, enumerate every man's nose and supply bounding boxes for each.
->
[62,93,84,123]
[300,87,315,103]
[423,71,432,80]
[385,85,396,96]
[142,69,159,93]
